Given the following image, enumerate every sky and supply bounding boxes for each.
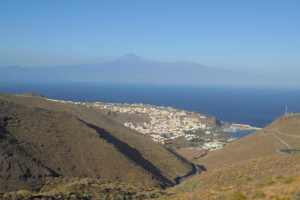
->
[0,0,300,77]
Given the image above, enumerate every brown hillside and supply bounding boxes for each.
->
[0,100,161,192]
[194,114,300,170]
[0,93,193,192]
[169,153,300,200]
[267,114,300,136]
[0,126,53,192]
[166,114,300,199]
[2,177,171,200]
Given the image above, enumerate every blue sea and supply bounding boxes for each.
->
[0,81,299,129]
[225,130,256,138]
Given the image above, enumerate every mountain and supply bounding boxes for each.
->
[112,53,151,64]
[0,54,297,85]
[0,93,193,193]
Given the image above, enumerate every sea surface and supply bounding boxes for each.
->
[1,81,299,129]
[225,130,256,138]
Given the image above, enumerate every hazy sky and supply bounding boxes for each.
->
[1,0,299,76]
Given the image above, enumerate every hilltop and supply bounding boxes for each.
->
[19,92,47,98]
[0,93,193,193]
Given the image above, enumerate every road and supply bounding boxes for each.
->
[277,149,300,155]
[178,163,198,184]
[263,131,300,155]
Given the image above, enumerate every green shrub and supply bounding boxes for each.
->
[196,181,205,190]
[231,191,248,200]
[91,183,100,187]
[114,195,125,200]
[284,177,295,184]
[253,189,265,198]
[276,197,292,200]
[104,179,111,184]
[3,192,17,200]
[276,176,295,184]
[263,178,277,185]
[276,175,285,180]
[16,190,32,199]
[214,185,222,191]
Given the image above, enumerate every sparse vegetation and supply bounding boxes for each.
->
[166,153,300,199]
[231,191,248,200]
[1,94,300,199]
[1,177,172,200]
[262,177,277,185]
[252,189,265,199]
[0,94,193,193]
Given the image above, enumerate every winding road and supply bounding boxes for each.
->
[263,131,300,155]
[177,130,300,184]
[178,163,198,184]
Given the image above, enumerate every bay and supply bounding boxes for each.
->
[225,130,257,138]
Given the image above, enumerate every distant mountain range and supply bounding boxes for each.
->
[1,53,298,85]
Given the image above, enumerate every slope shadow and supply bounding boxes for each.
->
[84,122,175,188]
[197,165,207,171]
[167,147,195,183]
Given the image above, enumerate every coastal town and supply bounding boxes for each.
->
[97,102,212,136]
[46,97,260,151]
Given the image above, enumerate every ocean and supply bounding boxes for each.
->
[0,81,299,129]
[225,130,256,138]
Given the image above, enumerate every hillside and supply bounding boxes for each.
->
[0,100,158,192]
[167,114,300,199]
[2,177,171,200]
[6,153,300,199]
[194,114,300,170]
[0,93,193,193]
[170,153,300,199]
[2,99,299,199]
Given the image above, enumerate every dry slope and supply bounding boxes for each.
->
[0,93,193,193]
[170,153,300,200]
[0,100,158,192]
[195,114,300,170]
[169,115,300,199]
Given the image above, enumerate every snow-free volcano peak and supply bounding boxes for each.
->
[113,53,150,63]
